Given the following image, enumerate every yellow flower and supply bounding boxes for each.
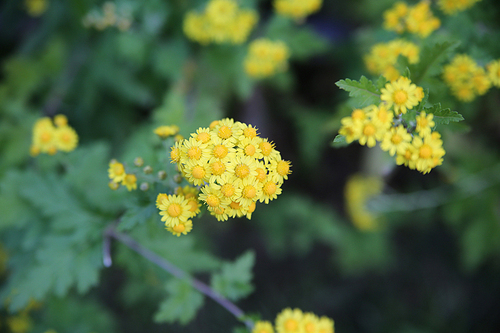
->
[358,119,385,148]
[108,161,126,183]
[252,321,275,333]
[259,179,282,204]
[268,158,292,184]
[380,125,412,156]
[244,39,290,79]
[274,0,323,20]
[301,313,320,333]
[7,313,33,333]
[157,194,192,227]
[411,132,446,174]
[317,316,335,333]
[54,114,68,127]
[383,1,408,33]
[415,112,435,137]
[380,77,423,114]
[437,0,482,15]
[122,174,137,191]
[364,40,419,80]
[25,0,48,17]
[344,174,383,231]
[55,126,79,152]
[486,59,500,87]
[154,125,179,138]
[396,144,417,170]
[166,220,193,236]
[406,1,440,38]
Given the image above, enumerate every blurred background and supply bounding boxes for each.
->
[1,0,500,332]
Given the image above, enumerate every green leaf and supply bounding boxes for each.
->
[211,250,255,301]
[154,279,204,325]
[331,134,348,147]
[335,76,381,108]
[424,103,464,124]
[409,41,460,84]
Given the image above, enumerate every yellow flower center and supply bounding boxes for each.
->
[305,322,316,333]
[197,132,211,143]
[263,181,276,195]
[206,195,220,207]
[62,133,71,142]
[419,144,432,159]
[192,165,206,179]
[276,160,290,176]
[41,131,52,143]
[284,319,298,331]
[243,127,257,138]
[170,148,180,162]
[235,164,250,178]
[391,133,403,144]
[167,203,182,217]
[230,201,241,210]
[211,161,226,175]
[172,224,185,233]
[259,141,273,156]
[113,164,124,175]
[418,118,428,127]
[218,125,232,139]
[244,144,256,156]
[213,145,228,159]
[363,124,376,137]
[404,149,412,160]
[256,167,267,182]
[393,90,408,105]
[221,184,235,197]
[187,199,198,212]
[188,147,202,160]
[243,185,256,199]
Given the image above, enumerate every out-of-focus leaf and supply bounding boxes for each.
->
[211,250,255,301]
[154,279,204,325]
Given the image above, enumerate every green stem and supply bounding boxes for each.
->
[103,224,254,330]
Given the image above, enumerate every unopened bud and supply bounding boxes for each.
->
[134,157,144,167]
[143,165,153,174]
[140,182,149,191]
[173,174,183,183]
[158,170,167,180]
[108,181,119,190]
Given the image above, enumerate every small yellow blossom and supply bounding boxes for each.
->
[157,194,192,227]
[108,161,126,183]
[383,1,440,38]
[486,59,500,87]
[415,112,435,137]
[275,308,303,333]
[364,39,420,80]
[166,220,193,236]
[317,316,335,333]
[244,39,290,79]
[344,174,383,231]
[380,125,412,156]
[252,321,275,333]
[31,115,79,156]
[154,125,180,138]
[55,126,79,152]
[443,54,490,102]
[274,0,323,20]
[412,132,446,174]
[437,0,482,15]
[380,76,423,114]
[122,174,137,191]
[25,0,48,17]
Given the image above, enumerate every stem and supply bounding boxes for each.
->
[104,225,253,330]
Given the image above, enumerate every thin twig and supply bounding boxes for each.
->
[103,224,253,330]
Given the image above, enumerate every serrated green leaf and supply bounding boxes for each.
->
[154,279,204,325]
[425,104,464,124]
[211,251,255,301]
[332,134,348,147]
[415,88,430,112]
[335,76,381,108]
[409,41,460,84]
[375,75,388,90]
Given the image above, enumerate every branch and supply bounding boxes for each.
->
[103,224,253,330]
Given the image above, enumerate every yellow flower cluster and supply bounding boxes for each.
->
[364,39,420,81]
[108,160,137,191]
[169,118,291,222]
[244,39,290,79]
[339,77,445,174]
[183,0,258,45]
[487,59,500,88]
[252,308,334,333]
[154,125,180,139]
[437,0,482,15]
[383,1,440,38]
[442,54,492,102]
[30,115,78,156]
[82,2,132,31]
[344,174,383,231]
[274,0,323,20]
[25,0,48,17]
[156,186,201,237]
